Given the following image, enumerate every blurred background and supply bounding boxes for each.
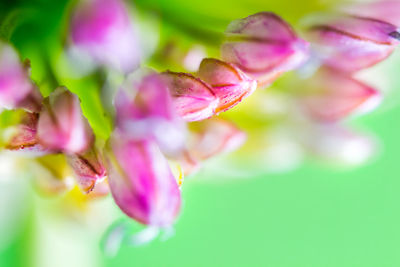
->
[2,0,400,266]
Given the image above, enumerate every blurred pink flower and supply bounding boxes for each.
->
[115,72,186,155]
[188,118,246,161]
[197,58,257,113]
[70,0,139,73]
[221,12,309,85]
[108,134,181,227]
[298,68,381,121]
[37,87,94,154]
[305,14,400,72]
[340,0,400,27]
[0,43,42,112]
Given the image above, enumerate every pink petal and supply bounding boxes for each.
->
[197,58,257,113]
[305,14,400,72]
[37,87,94,154]
[188,118,247,160]
[221,12,309,84]
[115,73,186,155]
[340,0,400,27]
[5,112,49,155]
[67,146,107,194]
[299,68,381,121]
[161,71,219,121]
[108,134,181,227]
[70,0,139,73]
[0,43,42,111]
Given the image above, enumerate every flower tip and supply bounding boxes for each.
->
[354,88,382,117]
[389,30,400,41]
[161,71,219,121]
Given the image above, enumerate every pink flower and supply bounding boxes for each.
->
[107,134,181,227]
[299,68,381,121]
[67,146,107,193]
[197,58,257,113]
[188,118,246,161]
[305,14,400,72]
[70,0,139,73]
[340,0,400,27]
[115,72,186,155]
[221,12,309,85]
[5,111,48,154]
[37,87,94,154]
[161,71,219,121]
[0,43,42,112]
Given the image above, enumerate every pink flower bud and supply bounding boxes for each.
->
[70,0,139,73]
[305,14,400,72]
[221,12,309,85]
[0,43,42,112]
[299,68,381,121]
[108,134,181,227]
[161,71,219,121]
[340,0,400,27]
[189,118,246,160]
[115,72,186,155]
[67,146,107,193]
[197,58,257,113]
[37,87,94,154]
[5,112,48,154]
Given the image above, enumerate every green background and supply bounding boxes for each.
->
[2,0,400,266]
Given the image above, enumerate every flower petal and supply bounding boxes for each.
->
[305,14,400,72]
[37,87,94,154]
[67,146,107,194]
[161,71,218,121]
[70,0,139,73]
[5,112,49,155]
[340,0,400,27]
[188,118,247,160]
[299,68,381,121]
[0,43,42,112]
[108,134,181,227]
[115,72,186,155]
[197,58,257,113]
[222,12,309,84]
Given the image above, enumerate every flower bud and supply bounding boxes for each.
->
[298,68,381,121]
[115,72,186,155]
[5,111,49,154]
[188,118,246,160]
[0,43,42,112]
[107,134,181,227]
[70,0,139,73]
[197,58,257,113]
[304,14,400,72]
[67,146,107,194]
[37,87,94,154]
[221,12,309,85]
[161,71,219,121]
[340,1,400,27]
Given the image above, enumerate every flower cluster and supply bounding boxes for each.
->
[1,0,399,248]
